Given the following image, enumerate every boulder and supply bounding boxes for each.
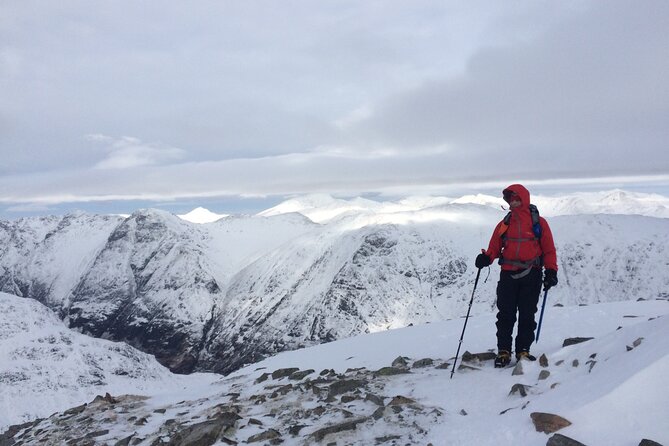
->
[509,384,529,397]
[271,368,300,380]
[539,370,551,380]
[639,440,664,446]
[546,433,587,446]
[374,367,410,377]
[539,354,549,367]
[462,351,496,362]
[530,412,572,433]
[328,379,368,396]
[412,358,434,368]
[391,356,409,368]
[247,429,281,443]
[562,337,594,347]
[311,418,368,441]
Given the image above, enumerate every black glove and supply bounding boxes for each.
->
[544,269,558,290]
[475,253,491,269]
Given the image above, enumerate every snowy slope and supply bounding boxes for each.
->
[3,297,667,445]
[0,292,220,431]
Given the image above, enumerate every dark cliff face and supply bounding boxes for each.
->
[66,209,223,374]
[198,224,471,375]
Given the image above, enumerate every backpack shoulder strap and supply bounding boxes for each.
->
[529,204,542,238]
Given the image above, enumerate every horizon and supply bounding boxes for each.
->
[3,183,669,221]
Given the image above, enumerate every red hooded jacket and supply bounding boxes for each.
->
[484,184,558,271]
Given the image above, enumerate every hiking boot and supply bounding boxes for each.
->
[494,350,511,368]
[516,351,537,362]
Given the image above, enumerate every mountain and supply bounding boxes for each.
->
[0,292,220,431]
[1,192,668,375]
[2,296,667,445]
[178,207,228,223]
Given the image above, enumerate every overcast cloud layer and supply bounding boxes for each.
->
[1,1,668,214]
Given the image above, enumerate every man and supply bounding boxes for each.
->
[475,184,558,367]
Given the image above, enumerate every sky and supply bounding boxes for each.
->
[1,0,668,218]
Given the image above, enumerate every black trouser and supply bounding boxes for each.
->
[496,268,542,353]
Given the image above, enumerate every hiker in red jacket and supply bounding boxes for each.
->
[475,184,558,367]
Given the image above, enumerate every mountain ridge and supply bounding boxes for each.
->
[1,192,668,375]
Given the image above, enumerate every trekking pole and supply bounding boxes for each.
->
[450,268,482,379]
[535,289,549,342]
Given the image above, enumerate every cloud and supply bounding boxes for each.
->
[87,135,187,169]
[338,0,669,174]
[1,1,668,210]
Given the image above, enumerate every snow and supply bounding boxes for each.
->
[224,299,669,446]
[177,207,228,223]
[0,292,220,430]
[5,292,666,445]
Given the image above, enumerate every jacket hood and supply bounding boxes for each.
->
[503,184,530,207]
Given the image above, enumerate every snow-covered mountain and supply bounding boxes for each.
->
[1,191,668,375]
[2,294,667,445]
[0,292,220,431]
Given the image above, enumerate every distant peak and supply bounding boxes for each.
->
[178,207,228,224]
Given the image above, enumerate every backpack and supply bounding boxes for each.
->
[497,204,543,269]
[501,204,542,240]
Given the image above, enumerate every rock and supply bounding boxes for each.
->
[509,384,529,397]
[539,370,551,380]
[341,395,358,404]
[459,409,468,416]
[114,435,135,446]
[85,430,110,438]
[248,418,263,426]
[391,356,409,368]
[289,369,315,380]
[375,434,402,444]
[170,418,236,446]
[365,393,385,406]
[546,433,587,446]
[530,412,572,433]
[388,395,416,406]
[372,407,386,420]
[457,363,480,372]
[586,360,597,373]
[562,337,594,347]
[539,354,549,367]
[288,425,307,436]
[572,359,579,368]
[311,418,367,441]
[247,429,281,443]
[412,358,434,368]
[512,361,524,376]
[271,368,300,379]
[639,439,664,446]
[63,404,87,416]
[154,408,167,414]
[435,362,451,369]
[255,372,270,384]
[462,351,496,362]
[328,379,368,396]
[633,337,644,348]
[374,367,410,376]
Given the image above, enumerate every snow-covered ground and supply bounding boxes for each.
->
[2,291,667,445]
[0,292,221,431]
